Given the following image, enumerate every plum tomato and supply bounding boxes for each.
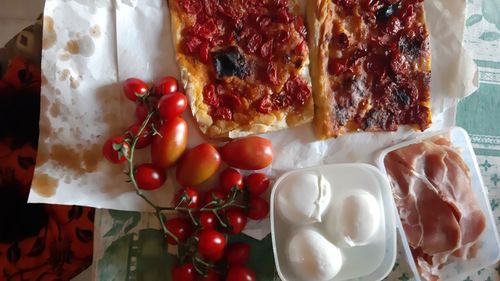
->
[175,187,200,209]
[225,208,247,234]
[157,92,188,121]
[102,136,129,163]
[203,190,226,206]
[134,163,166,190]
[172,262,195,281]
[127,123,153,149]
[197,269,220,281]
[220,136,273,170]
[225,242,250,266]
[151,117,188,168]
[245,173,270,196]
[165,217,193,245]
[247,197,269,220]
[154,76,178,96]
[225,266,256,281]
[219,168,243,194]
[199,211,217,229]
[197,229,226,261]
[135,103,149,122]
[176,143,221,186]
[123,78,149,102]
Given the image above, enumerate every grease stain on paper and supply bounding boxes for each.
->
[89,25,102,38]
[49,143,101,176]
[32,173,58,197]
[65,36,95,57]
[42,16,57,49]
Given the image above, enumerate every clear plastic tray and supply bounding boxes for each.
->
[376,126,500,281]
[270,163,397,281]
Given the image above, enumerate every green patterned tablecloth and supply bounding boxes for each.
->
[93,0,500,280]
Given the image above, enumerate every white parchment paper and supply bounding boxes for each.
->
[30,0,478,222]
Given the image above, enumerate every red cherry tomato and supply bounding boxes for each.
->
[135,103,149,122]
[165,217,193,245]
[220,136,273,170]
[176,143,221,186]
[225,208,247,234]
[134,163,166,190]
[123,78,149,102]
[197,229,226,262]
[225,242,251,266]
[199,211,217,229]
[127,123,153,149]
[225,266,256,281]
[219,168,243,194]
[203,190,226,206]
[157,92,188,121]
[172,262,195,281]
[247,197,269,220]
[151,117,188,168]
[155,76,178,96]
[175,187,200,209]
[102,136,129,163]
[197,269,220,281]
[245,173,270,196]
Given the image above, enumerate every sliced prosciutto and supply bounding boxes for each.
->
[384,137,486,280]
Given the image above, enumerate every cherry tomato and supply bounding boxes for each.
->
[199,211,217,229]
[134,163,166,190]
[247,197,269,220]
[123,78,149,102]
[203,190,225,206]
[102,136,129,163]
[225,208,247,234]
[225,266,256,281]
[165,217,193,245]
[245,173,270,196]
[197,269,220,281]
[172,262,195,281]
[151,117,188,168]
[127,123,153,149]
[197,229,226,262]
[176,143,221,186]
[135,103,149,122]
[157,92,188,121]
[220,136,273,170]
[175,187,200,209]
[219,168,243,194]
[225,242,251,266]
[155,76,178,96]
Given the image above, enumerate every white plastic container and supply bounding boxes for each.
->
[377,126,500,281]
[270,163,397,281]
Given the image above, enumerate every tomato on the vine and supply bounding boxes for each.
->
[102,136,129,163]
[175,187,200,209]
[225,208,247,234]
[245,173,270,196]
[154,76,178,96]
[197,229,226,262]
[172,262,195,281]
[157,92,188,121]
[135,103,149,122]
[225,266,256,281]
[197,269,220,281]
[127,123,153,149]
[134,163,166,190]
[247,197,269,220]
[219,168,243,194]
[225,242,250,266]
[123,78,149,102]
[203,190,225,206]
[151,117,188,168]
[165,217,193,245]
[199,211,217,229]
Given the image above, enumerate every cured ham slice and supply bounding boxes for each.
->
[384,137,486,280]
